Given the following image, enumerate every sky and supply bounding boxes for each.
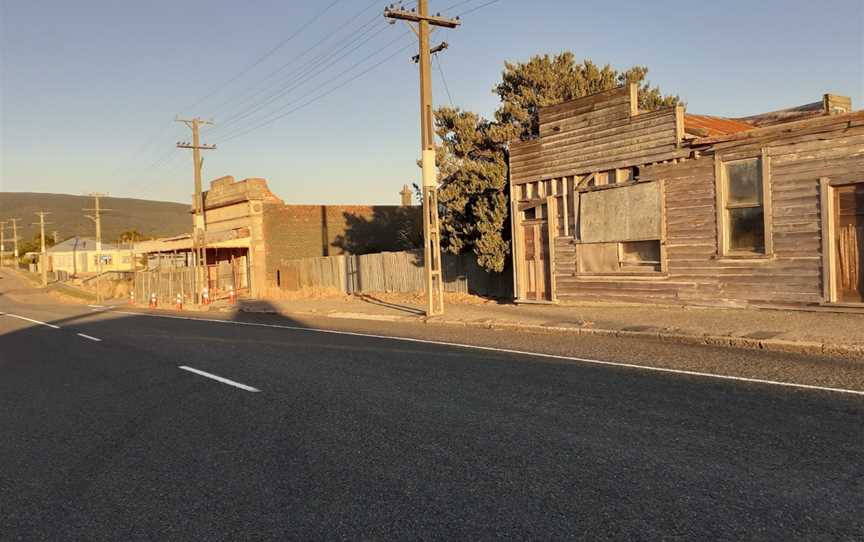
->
[1,0,862,206]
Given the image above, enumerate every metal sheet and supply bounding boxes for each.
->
[580,182,662,243]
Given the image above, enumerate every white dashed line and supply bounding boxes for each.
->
[113,310,864,397]
[0,312,61,329]
[76,333,102,342]
[178,366,261,393]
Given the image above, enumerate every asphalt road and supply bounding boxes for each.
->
[1,273,862,540]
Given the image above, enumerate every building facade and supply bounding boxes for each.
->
[135,176,417,298]
[48,237,133,276]
[509,84,862,308]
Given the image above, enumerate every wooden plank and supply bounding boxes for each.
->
[762,148,775,256]
[819,177,837,302]
[547,196,557,302]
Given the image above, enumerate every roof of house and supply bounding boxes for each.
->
[48,237,117,253]
[684,114,753,138]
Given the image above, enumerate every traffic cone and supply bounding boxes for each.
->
[202,287,210,306]
[130,291,135,305]
[149,292,157,308]
[175,293,183,311]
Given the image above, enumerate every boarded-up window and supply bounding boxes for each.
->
[578,243,619,273]
[579,182,662,243]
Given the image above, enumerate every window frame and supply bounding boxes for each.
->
[714,149,773,258]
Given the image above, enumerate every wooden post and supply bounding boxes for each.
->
[820,177,836,303]
[547,195,558,302]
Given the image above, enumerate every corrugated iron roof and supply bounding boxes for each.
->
[684,114,753,137]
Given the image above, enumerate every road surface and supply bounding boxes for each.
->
[1,270,862,540]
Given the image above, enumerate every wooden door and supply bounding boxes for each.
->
[521,218,550,301]
[835,184,864,302]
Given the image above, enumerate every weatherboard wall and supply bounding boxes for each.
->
[552,111,864,307]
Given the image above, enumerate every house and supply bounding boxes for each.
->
[48,237,133,276]
[509,83,862,308]
[134,176,418,297]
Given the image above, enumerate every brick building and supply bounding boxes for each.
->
[135,176,418,298]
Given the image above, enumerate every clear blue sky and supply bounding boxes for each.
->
[1,0,862,205]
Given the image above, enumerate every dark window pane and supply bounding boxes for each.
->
[726,158,762,205]
[729,207,765,252]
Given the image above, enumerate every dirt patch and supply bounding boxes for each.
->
[262,287,351,301]
[360,291,496,306]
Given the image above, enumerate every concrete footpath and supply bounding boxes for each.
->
[231,293,864,359]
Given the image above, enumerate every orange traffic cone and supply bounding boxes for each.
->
[149,292,157,308]
[175,293,183,311]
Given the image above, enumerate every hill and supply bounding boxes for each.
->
[0,192,191,246]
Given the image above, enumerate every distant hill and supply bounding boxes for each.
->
[0,192,191,245]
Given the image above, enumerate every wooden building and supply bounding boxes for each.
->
[509,84,863,308]
[135,176,417,298]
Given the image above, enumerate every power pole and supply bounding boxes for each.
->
[33,212,51,287]
[176,117,216,304]
[84,193,111,302]
[0,221,6,267]
[384,1,459,317]
[10,218,21,264]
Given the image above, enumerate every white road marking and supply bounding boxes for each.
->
[87,304,104,308]
[76,333,102,342]
[178,366,261,393]
[0,312,61,329]
[112,310,864,397]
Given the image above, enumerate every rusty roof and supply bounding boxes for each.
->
[684,114,753,138]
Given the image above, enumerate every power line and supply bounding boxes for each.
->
[213,22,392,133]
[209,2,420,138]
[182,0,344,115]
[216,40,416,144]
[443,0,478,11]
[212,29,409,138]
[434,53,455,107]
[455,0,501,17]
[205,0,384,118]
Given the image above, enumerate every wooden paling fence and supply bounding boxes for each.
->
[277,250,511,298]
[133,267,196,306]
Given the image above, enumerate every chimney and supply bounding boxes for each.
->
[400,184,414,207]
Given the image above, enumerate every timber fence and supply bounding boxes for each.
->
[276,250,512,298]
[133,267,196,306]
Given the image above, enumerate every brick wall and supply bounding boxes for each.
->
[261,203,420,284]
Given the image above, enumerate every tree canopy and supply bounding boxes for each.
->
[118,230,147,243]
[433,52,678,273]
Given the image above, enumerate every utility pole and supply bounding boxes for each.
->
[176,117,216,304]
[385,1,459,317]
[33,212,51,287]
[0,221,6,267]
[84,193,111,302]
[10,218,21,265]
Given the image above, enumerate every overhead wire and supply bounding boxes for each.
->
[181,0,344,114]
[215,39,416,144]
[434,53,455,107]
[204,0,383,120]
[208,1,419,137]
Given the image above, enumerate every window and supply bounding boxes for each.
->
[578,240,662,274]
[619,240,661,272]
[717,154,772,256]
